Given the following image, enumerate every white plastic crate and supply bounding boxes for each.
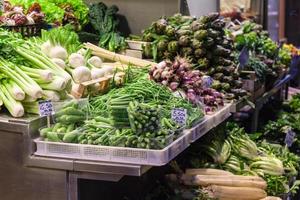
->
[34,131,191,166]
[187,115,214,143]
[212,103,232,127]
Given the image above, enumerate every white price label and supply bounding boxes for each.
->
[172,108,187,126]
[38,100,54,116]
[285,129,296,147]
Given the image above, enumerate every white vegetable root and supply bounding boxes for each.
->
[69,53,85,68]
[49,46,68,61]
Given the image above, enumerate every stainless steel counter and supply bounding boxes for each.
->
[0,114,151,200]
[0,115,67,200]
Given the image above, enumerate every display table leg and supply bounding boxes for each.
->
[67,171,123,200]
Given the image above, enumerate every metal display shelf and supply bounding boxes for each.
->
[251,74,291,132]
[0,115,69,200]
[229,74,292,131]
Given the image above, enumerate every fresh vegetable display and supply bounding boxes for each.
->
[89,77,204,129]
[230,21,291,86]
[0,1,45,26]
[142,13,245,99]
[37,70,204,149]
[260,94,300,151]
[166,172,268,200]
[0,6,298,200]
[149,57,224,112]
[0,26,127,117]
[187,123,300,197]
[39,100,86,143]
[39,27,125,96]
[283,44,300,56]
[9,0,89,29]
[0,29,72,117]
[79,2,127,52]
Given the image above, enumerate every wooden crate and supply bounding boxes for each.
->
[126,40,150,50]
[240,71,265,101]
[241,71,263,92]
[249,84,265,101]
[125,49,143,59]
[71,72,125,99]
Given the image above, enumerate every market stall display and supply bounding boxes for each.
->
[186,123,300,197]
[141,13,246,100]
[0,6,298,200]
[229,21,291,90]
[38,74,204,149]
[78,2,127,52]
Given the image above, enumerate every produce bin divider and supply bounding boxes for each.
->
[71,71,125,98]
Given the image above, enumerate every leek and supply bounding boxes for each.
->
[3,79,25,101]
[0,59,43,98]
[22,102,39,115]
[39,76,67,91]
[42,90,60,101]
[0,84,24,117]
[19,65,53,82]
[16,46,71,82]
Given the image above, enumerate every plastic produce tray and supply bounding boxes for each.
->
[187,115,214,143]
[3,23,46,37]
[186,103,232,143]
[34,131,191,166]
[212,103,232,127]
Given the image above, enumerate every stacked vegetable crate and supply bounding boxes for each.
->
[70,69,125,99]
[3,23,46,37]
[240,71,265,101]
[124,40,151,59]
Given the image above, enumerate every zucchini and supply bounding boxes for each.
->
[57,132,65,140]
[40,127,52,138]
[47,132,61,142]
[66,124,75,132]
[56,107,85,117]
[63,132,78,143]
[57,127,67,133]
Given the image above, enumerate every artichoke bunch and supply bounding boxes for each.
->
[142,13,246,100]
[191,13,247,99]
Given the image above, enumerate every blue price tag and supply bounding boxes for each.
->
[172,108,187,126]
[202,75,214,89]
[289,56,300,79]
[38,100,54,117]
[238,47,249,69]
[285,129,296,147]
